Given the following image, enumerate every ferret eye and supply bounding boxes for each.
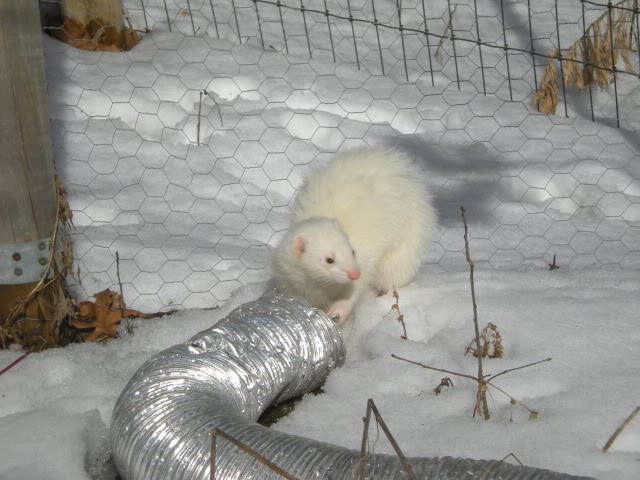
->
[326,257,334,264]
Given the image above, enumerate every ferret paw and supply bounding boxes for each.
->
[325,300,353,325]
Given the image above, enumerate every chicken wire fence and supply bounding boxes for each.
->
[117,0,640,127]
[41,0,640,311]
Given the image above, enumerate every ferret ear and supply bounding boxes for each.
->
[293,234,306,256]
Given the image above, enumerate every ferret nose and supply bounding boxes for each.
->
[348,270,361,280]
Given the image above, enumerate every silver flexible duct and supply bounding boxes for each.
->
[110,289,596,480]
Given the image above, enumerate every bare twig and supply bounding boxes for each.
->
[358,399,418,480]
[115,251,132,335]
[355,415,380,480]
[204,90,224,127]
[358,401,372,480]
[461,206,489,420]
[473,382,490,420]
[485,382,539,418]
[197,91,203,145]
[487,357,551,382]
[602,406,640,452]
[210,428,298,479]
[461,207,482,375]
[392,208,548,421]
[479,453,524,480]
[391,287,408,339]
[391,354,479,381]
[392,353,550,419]
[435,4,457,61]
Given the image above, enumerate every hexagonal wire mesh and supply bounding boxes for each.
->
[43,0,640,311]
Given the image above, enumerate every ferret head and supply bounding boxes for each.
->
[288,217,361,285]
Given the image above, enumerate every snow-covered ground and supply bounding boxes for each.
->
[1,269,638,479]
[6,1,637,478]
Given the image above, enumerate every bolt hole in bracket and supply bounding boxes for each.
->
[0,238,51,284]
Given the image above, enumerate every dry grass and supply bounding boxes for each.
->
[534,52,561,114]
[535,0,638,114]
[1,177,79,351]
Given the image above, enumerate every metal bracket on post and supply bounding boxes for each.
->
[0,238,51,285]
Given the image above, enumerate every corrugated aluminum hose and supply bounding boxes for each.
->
[110,289,596,479]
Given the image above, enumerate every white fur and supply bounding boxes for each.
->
[273,147,436,324]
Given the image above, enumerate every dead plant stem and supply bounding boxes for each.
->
[461,206,490,420]
[359,399,418,480]
[487,357,551,381]
[485,381,538,415]
[478,453,523,480]
[461,206,483,380]
[602,406,640,452]
[391,287,408,339]
[358,400,372,480]
[115,252,132,334]
[391,354,479,381]
[211,428,298,479]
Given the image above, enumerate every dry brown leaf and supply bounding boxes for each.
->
[125,28,141,50]
[465,322,504,358]
[50,16,140,52]
[71,289,148,341]
[433,377,454,395]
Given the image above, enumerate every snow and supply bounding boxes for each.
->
[9,6,640,477]
[46,17,640,312]
[1,270,638,479]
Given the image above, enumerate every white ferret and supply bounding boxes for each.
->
[272,147,436,325]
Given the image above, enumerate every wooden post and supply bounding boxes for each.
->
[0,1,62,349]
[59,0,134,51]
[0,2,57,244]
